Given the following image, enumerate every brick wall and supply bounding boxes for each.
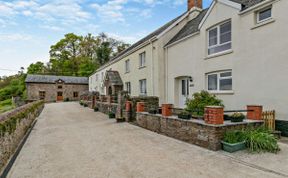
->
[136,112,263,151]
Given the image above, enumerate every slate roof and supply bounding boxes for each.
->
[230,0,264,10]
[166,0,264,46]
[104,71,123,86]
[25,75,88,84]
[166,9,208,46]
[95,12,186,72]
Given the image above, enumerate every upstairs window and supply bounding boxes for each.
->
[208,21,231,55]
[257,7,272,23]
[58,85,63,89]
[139,52,146,68]
[207,71,232,92]
[125,59,130,73]
[139,79,147,95]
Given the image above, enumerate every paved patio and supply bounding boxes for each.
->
[7,102,288,178]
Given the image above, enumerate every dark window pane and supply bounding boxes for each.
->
[259,8,272,21]
[182,80,186,95]
[220,72,232,77]
[220,22,231,44]
[209,28,218,46]
[220,79,232,90]
[208,74,217,90]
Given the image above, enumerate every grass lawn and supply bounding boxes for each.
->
[0,99,15,114]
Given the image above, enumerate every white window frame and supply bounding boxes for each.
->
[125,59,130,73]
[125,82,131,94]
[139,79,147,95]
[207,21,232,55]
[139,52,146,68]
[257,7,272,23]
[207,71,232,92]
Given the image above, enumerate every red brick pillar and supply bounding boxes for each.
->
[126,101,132,112]
[204,106,224,125]
[137,102,145,112]
[162,104,173,117]
[247,105,263,120]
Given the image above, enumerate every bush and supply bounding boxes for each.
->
[230,112,245,122]
[244,126,280,153]
[223,130,246,144]
[223,126,281,153]
[186,91,224,116]
[64,98,70,102]
[94,107,99,112]
[108,112,115,119]
[178,111,192,120]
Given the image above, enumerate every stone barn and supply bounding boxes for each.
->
[25,75,88,102]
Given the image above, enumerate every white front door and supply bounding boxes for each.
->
[178,78,189,108]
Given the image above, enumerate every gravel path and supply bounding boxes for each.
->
[7,102,285,178]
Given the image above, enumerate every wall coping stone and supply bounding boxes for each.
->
[137,112,263,128]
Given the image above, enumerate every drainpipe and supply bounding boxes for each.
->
[149,39,155,96]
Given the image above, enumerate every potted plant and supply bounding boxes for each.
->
[83,103,88,107]
[94,107,99,112]
[148,109,158,114]
[230,112,245,123]
[222,130,246,153]
[108,112,115,119]
[178,111,191,120]
[80,100,84,105]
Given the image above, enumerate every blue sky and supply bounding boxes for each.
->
[0,0,212,76]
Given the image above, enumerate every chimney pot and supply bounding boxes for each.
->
[188,0,203,10]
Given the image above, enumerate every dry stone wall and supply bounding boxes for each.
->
[0,101,44,173]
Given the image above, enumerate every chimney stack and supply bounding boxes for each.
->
[188,0,202,11]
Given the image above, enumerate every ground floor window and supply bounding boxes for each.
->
[39,91,46,99]
[207,71,232,92]
[139,79,147,95]
[73,92,79,98]
[125,82,131,94]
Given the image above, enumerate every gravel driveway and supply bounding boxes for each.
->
[7,102,286,178]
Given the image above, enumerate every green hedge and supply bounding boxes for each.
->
[0,101,44,137]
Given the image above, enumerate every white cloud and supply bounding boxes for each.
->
[40,25,63,32]
[91,0,127,23]
[0,34,32,41]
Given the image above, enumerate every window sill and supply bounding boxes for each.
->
[139,66,146,69]
[205,49,233,60]
[251,18,275,30]
[208,91,234,95]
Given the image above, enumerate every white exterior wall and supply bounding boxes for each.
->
[166,0,288,120]
[89,11,191,104]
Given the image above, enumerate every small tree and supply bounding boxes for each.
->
[186,90,224,116]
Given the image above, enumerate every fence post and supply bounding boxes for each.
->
[247,105,263,120]
[204,106,224,125]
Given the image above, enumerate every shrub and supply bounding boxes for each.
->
[178,111,192,120]
[94,107,99,112]
[186,91,224,116]
[223,130,246,144]
[108,112,115,119]
[243,126,280,153]
[64,98,70,102]
[230,112,245,122]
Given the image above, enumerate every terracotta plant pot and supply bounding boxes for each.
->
[126,101,132,112]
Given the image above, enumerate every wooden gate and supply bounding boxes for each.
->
[262,110,276,131]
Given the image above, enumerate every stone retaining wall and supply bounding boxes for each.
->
[136,112,263,151]
[0,101,44,173]
[130,97,159,121]
[95,102,118,114]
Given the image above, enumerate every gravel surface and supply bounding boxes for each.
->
[7,102,286,178]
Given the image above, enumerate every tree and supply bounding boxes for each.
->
[27,62,46,74]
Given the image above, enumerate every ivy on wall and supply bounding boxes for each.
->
[0,101,44,137]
